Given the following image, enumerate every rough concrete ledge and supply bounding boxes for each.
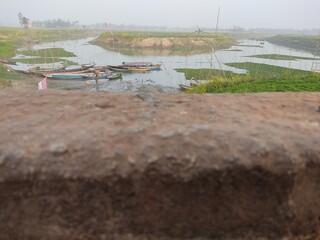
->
[0,89,319,240]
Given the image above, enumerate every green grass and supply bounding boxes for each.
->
[225,62,316,79]
[18,48,76,57]
[13,58,77,65]
[188,76,320,94]
[181,63,320,93]
[209,78,320,93]
[0,78,12,88]
[100,31,225,39]
[0,27,95,58]
[247,54,320,61]
[0,63,24,80]
[0,41,15,57]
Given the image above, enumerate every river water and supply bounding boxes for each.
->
[13,37,320,92]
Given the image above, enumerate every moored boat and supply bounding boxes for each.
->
[29,64,95,75]
[122,61,162,70]
[179,84,193,91]
[108,61,162,72]
[108,65,150,72]
[43,71,110,80]
[107,65,131,72]
[108,72,123,80]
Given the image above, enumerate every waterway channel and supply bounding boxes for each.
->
[12,37,320,93]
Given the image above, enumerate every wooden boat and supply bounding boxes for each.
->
[108,72,123,80]
[108,61,161,72]
[29,64,95,75]
[44,71,110,80]
[108,65,149,72]
[126,67,150,72]
[29,66,67,74]
[122,62,162,70]
[179,84,193,91]
[107,65,131,72]
[43,73,90,80]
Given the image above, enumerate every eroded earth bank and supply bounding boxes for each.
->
[0,89,319,239]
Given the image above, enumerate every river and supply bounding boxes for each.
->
[12,37,320,92]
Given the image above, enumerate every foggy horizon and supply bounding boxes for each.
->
[1,0,320,30]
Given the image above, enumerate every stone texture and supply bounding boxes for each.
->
[0,89,320,240]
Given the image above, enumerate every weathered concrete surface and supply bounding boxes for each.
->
[0,89,319,240]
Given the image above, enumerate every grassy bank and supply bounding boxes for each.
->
[0,27,96,58]
[268,35,320,56]
[14,47,77,65]
[177,63,320,93]
[0,27,95,86]
[0,63,26,88]
[246,54,320,61]
[91,31,236,55]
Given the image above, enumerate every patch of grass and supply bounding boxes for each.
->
[187,76,251,93]
[18,48,76,57]
[13,58,77,65]
[0,78,12,88]
[225,62,316,79]
[188,76,320,94]
[0,27,95,58]
[247,54,320,61]
[100,31,225,39]
[181,62,320,93]
[0,41,15,57]
[0,64,24,80]
[209,78,320,93]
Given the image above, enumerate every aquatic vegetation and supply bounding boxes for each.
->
[246,54,320,61]
[225,62,317,79]
[13,58,76,65]
[178,63,320,93]
[18,48,76,58]
[0,41,15,57]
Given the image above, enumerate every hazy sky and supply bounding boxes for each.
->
[1,0,320,29]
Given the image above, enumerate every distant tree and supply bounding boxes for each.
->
[31,19,75,28]
[72,21,79,28]
[232,25,245,32]
[18,12,30,29]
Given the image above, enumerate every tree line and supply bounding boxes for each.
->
[32,19,80,28]
[18,12,80,29]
